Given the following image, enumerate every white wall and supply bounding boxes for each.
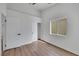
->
[7,3,40,17]
[5,3,41,50]
[6,8,41,49]
[0,3,6,55]
[41,4,79,55]
[32,17,42,41]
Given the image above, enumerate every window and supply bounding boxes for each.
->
[50,17,67,36]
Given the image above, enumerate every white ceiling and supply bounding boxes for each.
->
[7,3,56,12]
[29,3,56,11]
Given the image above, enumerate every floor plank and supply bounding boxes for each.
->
[3,40,77,56]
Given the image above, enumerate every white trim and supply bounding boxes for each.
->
[41,38,79,55]
[5,40,37,50]
[7,8,40,18]
[50,17,67,36]
[50,33,65,37]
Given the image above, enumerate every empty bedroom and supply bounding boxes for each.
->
[0,3,79,56]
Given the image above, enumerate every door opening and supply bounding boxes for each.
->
[1,14,6,55]
[37,23,41,40]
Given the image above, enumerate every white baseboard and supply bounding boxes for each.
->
[41,38,79,56]
[5,39,37,51]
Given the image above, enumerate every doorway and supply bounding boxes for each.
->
[1,14,6,55]
[32,20,42,41]
[38,23,41,40]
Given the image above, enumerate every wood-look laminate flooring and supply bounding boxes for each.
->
[3,40,77,56]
